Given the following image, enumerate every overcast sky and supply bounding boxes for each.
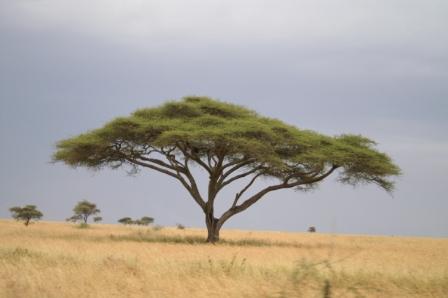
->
[1,0,447,237]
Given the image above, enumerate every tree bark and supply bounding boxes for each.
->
[205,213,220,243]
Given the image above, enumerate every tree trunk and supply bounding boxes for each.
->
[24,218,30,226]
[205,214,220,243]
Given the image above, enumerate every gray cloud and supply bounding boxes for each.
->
[2,1,447,50]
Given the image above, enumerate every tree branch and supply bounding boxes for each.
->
[165,152,206,210]
[123,155,206,209]
[138,156,180,172]
[221,157,253,170]
[218,159,258,185]
[123,156,180,179]
[217,165,339,229]
[218,166,264,191]
[231,173,263,208]
[177,142,212,175]
[182,157,205,208]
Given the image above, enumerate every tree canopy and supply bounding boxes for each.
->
[139,216,154,226]
[10,205,43,226]
[93,216,103,223]
[117,216,154,225]
[118,217,133,225]
[54,96,400,242]
[72,200,100,224]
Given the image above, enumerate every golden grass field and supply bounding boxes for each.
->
[0,220,447,298]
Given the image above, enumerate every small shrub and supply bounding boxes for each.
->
[93,216,102,223]
[77,223,90,229]
[118,217,133,225]
[308,226,316,233]
[139,216,154,226]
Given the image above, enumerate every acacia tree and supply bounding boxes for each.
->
[93,216,103,223]
[10,205,43,226]
[72,200,100,224]
[138,216,154,226]
[117,216,154,225]
[53,96,400,243]
[118,217,133,225]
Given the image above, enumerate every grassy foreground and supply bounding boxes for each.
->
[0,220,447,298]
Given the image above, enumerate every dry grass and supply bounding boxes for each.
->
[0,219,447,298]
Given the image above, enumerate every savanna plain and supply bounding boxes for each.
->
[0,220,447,298]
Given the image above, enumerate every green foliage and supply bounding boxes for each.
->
[53,96,400,191]
[118,216,154,225]
[9,205,43,226]
[93,216,102,223]
[118,217,133,225]
[72,200,100,224]
[139,216,154,226]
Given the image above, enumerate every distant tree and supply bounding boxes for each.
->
[53,96,401,243]
[139,216,154,226]
[93,216,103,223]
[118,216,153,225]
[176,223,185,230]
[72,200,100,224]
[9,205,43,226]
[118,217,133,225]
[66,215,82,223]
[308,226,316,233]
